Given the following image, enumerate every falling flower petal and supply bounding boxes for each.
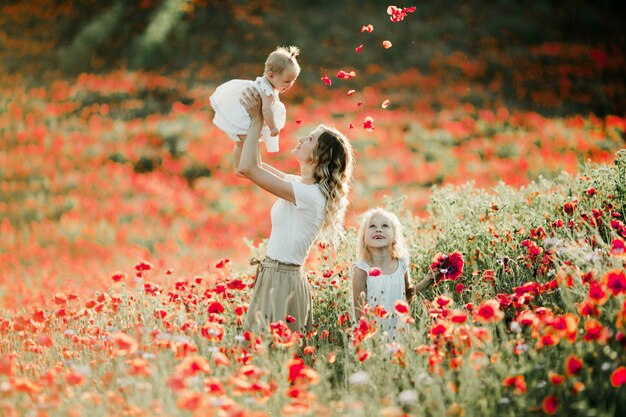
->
[362,116,375,132]
[337,70,356,80]
[383,40,393,49]
[347,89,356,96]
[361,24,373,32]
[356,44,363,53]
[381,99,391,108]
[321,75,332,86]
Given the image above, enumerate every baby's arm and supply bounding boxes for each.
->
[352,266,368,322]
[261,93,280,136]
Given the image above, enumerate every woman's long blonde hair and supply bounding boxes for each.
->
[356,208,409,264]
[311,125,354,245]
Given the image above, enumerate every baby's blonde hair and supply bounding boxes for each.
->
[264,46,301,76]
[356,208,409,264]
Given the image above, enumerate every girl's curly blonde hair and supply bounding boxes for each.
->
[356,208,409,264]
[310,125,354,245]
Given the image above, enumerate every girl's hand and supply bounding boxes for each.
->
[240,88,262,121]
[269,127,280,136]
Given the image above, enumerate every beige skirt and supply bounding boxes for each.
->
[243,257,313,335]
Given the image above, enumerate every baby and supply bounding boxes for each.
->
[210,45,300,155]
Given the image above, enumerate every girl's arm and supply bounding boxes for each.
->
[413,269,435,294]
[404,270,415,303]
[352,267,368,322]
[238,89,296,203]
[261,94,279,136]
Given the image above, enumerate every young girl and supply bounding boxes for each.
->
[352,208,433,337]
[210,45,300,155]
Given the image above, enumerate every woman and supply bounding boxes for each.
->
[237,88,354,335]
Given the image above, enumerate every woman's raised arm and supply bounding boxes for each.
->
[237,88,296,203]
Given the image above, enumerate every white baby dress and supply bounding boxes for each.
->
[354,259,409,338]
[210,76,286,152]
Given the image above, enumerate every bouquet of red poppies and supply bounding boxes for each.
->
[430,251,464,281]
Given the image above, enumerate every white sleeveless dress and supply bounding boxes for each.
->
[354,259,408,338]
[209,76,286,152]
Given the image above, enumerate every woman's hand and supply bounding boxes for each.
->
[240,88,263,121]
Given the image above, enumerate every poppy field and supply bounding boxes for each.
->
[1,1,626,416]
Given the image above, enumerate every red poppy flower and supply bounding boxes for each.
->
[395,300,410,315]
[450,310,468,323]
[372,305,390,318]
[583,319,608,342]
[542,395,558,415]
[361,24,373,32]
[565,354,583,376]
[215,259,230,268]
[588,281,609,305]
[610,238,626,256]
[603,269,626,295]
[430,251,464,281]
[207,301,225,314]
[176,355,211,377]
[357,349,370,362]
[474,299,504,323]
[176,391,204,411]
[288,357,319,384]
[611,219,625,231]
[355,44,363,53]
[65,370,85,386]
[286,315,296,323]
[134,260,153,271]
[0,355,15,377]
[53,294,68,305]
[368,267,382,276]
[611,366,626,387]
[111,272,125,282]
[563,200,577,215]
[154,309,167,319]
[296,119,302,124]
[113,332,138,356]
[227,278,246,290]
[435,295,453,308]
[548,371,565,385]
[430,320,449,337]
[502,375,526,394]
[321,75,332,86]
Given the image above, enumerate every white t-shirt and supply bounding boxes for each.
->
[265,175,326,265]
